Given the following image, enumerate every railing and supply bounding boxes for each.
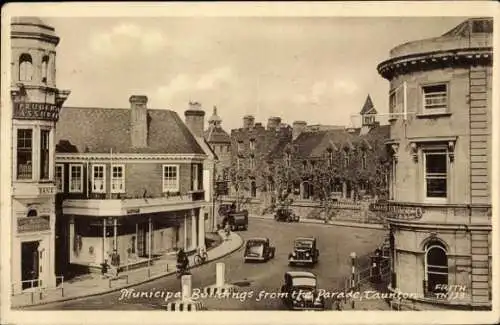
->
[11,276,65,304]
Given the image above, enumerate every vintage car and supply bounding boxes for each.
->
[280,271,326,310]
[243,237,276,262]
[274,207,300,222]
[219,203,249,231]
[288,237,319,266]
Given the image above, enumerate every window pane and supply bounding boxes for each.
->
[427,247,447,266]
[426,178,447,198]
[40,130,50,179]
[425,153,447,174]
[17,129,33,179]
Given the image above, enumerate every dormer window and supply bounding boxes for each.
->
[363,115,375,125]
[19,53,33,82]
[41,55,49,83]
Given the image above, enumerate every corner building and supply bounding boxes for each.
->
[377,18,492,309]
[10,17,71,293]
[54,96,207,274]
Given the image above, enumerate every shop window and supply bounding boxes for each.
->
[111,165,125,193]
[425,241,448,297]
[422,83,448,113]
[19,53,33,81]
[424,150,447,201]
[69,164,83,193]
[55,164,64,192]
[92,164,106,193]
[40,129,50,180]
[17,129,33,180]
[162,165,179,192]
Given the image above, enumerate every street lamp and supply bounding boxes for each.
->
[350,251,357,288]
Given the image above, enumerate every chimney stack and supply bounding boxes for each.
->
[184,101,206,138]
[267,117,281,130]
[243,115,255,129]
[130,95,149,148]
[292,120,307,141]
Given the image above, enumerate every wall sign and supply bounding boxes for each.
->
[13,102,60,121]
[18,216,50,233]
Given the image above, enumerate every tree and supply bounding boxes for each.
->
[226,157,251,210]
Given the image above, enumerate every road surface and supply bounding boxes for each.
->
[29,218,385,310]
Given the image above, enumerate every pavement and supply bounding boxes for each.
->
[251,214,385,230]
[11,230,243,309]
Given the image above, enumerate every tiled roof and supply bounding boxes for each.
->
[360,95,377,115]
[55,107,205,154]
[204,126,231,144]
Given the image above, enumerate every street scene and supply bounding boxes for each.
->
[3,5,494,317]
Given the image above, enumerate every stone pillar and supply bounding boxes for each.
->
[69,217,75,264]
[102,219,107,264]
[183,214,188,250]
[216,262,225,287]
[191,210,197,250]
[198,208,206,250]
[181,274,193,301]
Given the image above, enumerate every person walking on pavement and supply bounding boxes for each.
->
[176,248,189,275]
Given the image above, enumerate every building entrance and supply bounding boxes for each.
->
[21,241,40,289]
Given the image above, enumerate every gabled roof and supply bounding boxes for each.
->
[360,94,377,115]
[55,106,205,154]
[204,126,231,144]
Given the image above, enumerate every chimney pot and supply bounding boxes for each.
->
[243,115,255,129]
[267,116,281,130]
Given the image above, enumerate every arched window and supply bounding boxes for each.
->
[27,209,38,217]
[19,53,33,81]
[425,241,448,296]
[41,55,49,83]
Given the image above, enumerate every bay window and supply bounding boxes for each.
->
[111,165,125,193]
[92,164,106,193]
[17,129,33,180]
[69,164,83,193]
[163,165,179,192]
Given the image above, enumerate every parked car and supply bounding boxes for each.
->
[280,271,326,310]
[219,203,249,231]
[274,207,300,222]
[288,237,319,266]
[243,237,276,262]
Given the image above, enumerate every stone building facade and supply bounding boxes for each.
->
[377,17,493,309]
[54,96,207,274]
[10,17,71,293]
[229,116,293,201]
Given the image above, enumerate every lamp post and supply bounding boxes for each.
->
[350,251,357,289]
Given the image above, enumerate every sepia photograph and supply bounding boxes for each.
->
[1,2,498,325]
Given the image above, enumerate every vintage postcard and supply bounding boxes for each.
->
[1,2,498,325]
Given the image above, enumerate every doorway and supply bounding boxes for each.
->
[21,241,40,290]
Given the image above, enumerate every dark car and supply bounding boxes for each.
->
[244,237,276,262]
[219,203,249,231]
[280,271,326,310]
[288,237,319,266]
[274,208,300,222]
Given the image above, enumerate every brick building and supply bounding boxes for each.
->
[266,95,390,201]
[10,17,71,293]
[229,116,293,201]
[54,96,208,274]
[377,17,493,309]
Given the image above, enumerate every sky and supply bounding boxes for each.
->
[44,16,467,131]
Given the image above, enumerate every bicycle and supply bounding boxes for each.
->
[194,251,208,265]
